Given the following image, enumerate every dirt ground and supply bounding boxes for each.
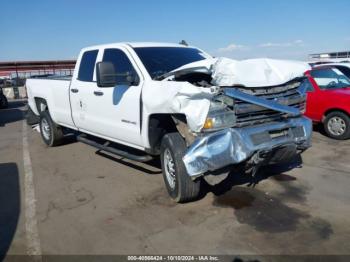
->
[1,101,349,259]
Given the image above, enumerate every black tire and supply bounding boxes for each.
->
[26,106,39,125]
[160,132,201,203]
[324,111,350,140]
[0,94,8,109]
[39,111,64,146]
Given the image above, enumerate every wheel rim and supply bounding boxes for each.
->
[41,118,51,140]
[327,116,346,136]
[163,148,176,190]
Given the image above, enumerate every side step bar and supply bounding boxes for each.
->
[77,134,153,163]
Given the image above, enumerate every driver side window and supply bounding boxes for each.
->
[102,49,139,85]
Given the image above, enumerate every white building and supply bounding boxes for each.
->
[309,51,350,63]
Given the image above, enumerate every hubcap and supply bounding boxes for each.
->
[41,118,51,140]
[328,116,346,136]
[163,148,176,190]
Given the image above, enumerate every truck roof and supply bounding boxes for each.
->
[82,42,193,51]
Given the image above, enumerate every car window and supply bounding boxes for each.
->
[102,48,139,85]
[335,66,350,79]
[78,50,98,82]
[310,68,350,89]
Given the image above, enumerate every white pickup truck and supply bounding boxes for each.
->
[26,42,312,202]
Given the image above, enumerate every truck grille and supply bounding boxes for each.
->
[233,80,306,126]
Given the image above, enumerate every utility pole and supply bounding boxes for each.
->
[14,64,19,99]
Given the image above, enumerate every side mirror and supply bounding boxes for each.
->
[96,62,117,87]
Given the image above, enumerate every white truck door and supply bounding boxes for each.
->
[71,47,144,148]
[69,49,99,132]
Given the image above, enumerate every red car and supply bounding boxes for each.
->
[304,66,350,140]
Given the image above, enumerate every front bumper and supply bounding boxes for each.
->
[183,116,312,178]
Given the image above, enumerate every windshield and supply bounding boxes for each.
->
[133,47,209,79]
[310,68,350,89]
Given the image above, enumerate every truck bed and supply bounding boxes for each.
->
[26,76,75,128]
[29,74,72,81]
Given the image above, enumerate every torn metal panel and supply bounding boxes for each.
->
[183,116,312,177]
[142,80,216,132]
[162,59,214,80]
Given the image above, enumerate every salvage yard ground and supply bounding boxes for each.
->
[1,100,350,256]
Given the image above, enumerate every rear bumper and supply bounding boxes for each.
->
[183,116,312,178]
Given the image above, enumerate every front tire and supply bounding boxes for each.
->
[160,133,201,203]
[39,111,64,146]
[324,111,350,140]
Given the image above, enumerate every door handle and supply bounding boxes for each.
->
[71,88,79,93]
[93,91,104,96]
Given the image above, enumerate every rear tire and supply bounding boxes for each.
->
[160,132,201,203]
[39,111,64,146]
[324,111,350,140]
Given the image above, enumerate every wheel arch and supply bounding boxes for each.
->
[322,108,350,122]
[147,113,192,155]
[34,97,48,114]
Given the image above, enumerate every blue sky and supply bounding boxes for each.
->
[1,0,349,61]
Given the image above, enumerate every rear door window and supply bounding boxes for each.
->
[78,50,98,82]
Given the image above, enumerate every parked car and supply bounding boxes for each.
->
[0,86,8,109]
[26,42,312,202]
[304,66,350,139]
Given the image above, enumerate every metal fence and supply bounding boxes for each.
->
[0,60,76,99]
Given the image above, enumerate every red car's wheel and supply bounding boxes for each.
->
[324,111,350,140]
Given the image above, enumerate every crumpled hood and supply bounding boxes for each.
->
[164,58,215,77]
[165,57,311,87]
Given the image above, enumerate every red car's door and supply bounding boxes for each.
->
[304,76,322,121]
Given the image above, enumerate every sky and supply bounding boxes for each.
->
[0,0,349,61]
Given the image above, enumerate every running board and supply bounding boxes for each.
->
[77,134,153,163]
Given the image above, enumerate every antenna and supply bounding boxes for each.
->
[179,40,188,46]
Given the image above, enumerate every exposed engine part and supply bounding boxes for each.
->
[171,115,197,146]
[174,72,212,87]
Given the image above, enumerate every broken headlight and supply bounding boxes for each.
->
[202,99,236,131]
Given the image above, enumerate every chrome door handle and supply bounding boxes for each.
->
[94,91,104,96]
[71,88,79,93]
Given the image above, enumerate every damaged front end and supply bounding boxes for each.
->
[144,56,313,180]
[182,79,312,178]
